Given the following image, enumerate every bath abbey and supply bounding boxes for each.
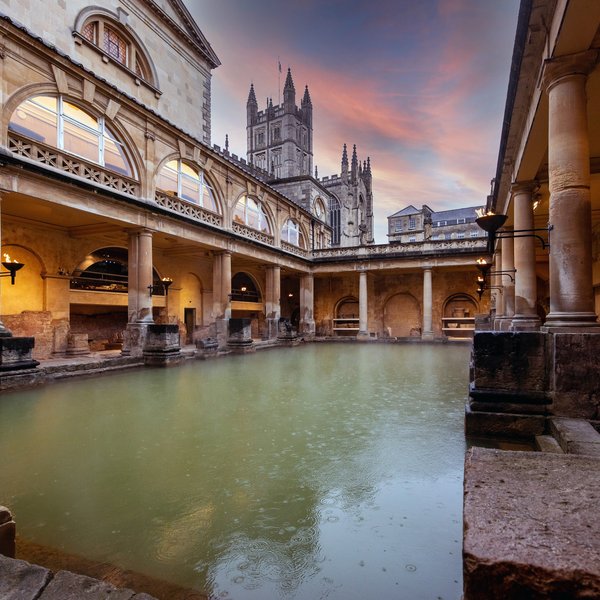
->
[1,0,600,598]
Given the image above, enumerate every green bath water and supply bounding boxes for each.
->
[0,343,469,599]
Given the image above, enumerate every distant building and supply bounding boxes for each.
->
[246,70,374,247]
[387,204,486,244]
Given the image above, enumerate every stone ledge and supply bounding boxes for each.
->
[464,447,600,599]
[0,555,157,599]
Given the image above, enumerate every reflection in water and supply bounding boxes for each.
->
[0,344,469,599]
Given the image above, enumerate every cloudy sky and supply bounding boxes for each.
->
[184,0,520,243]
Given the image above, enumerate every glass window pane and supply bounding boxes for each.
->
[180,162,199,180]
[202,184,217,212]
[234,199,245,224]
[82,21,97,43]
[104,26,127,65]
[247,206,259,230]
[181,175,200,203]
[9,97,57,146]
[63,120,100,162]
[104,135,132,177]
[298,231,306,248]
[282,222,289,242]
[259,208,270,234]
[157,165,178,195]
[62,102,99,131]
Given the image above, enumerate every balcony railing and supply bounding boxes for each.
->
[232,222,274,246]
[154,191,223,227]
[281,241,308,258]
[7,132,140,196]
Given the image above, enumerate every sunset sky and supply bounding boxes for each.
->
[184,0,520,243]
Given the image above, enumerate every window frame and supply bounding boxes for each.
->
[8,95,135,178]
[281,218,306,248]
[234,195,271,234]
[156,159,219,213]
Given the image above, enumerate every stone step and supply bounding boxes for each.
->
[535,435,563,453]
[549,417,600,456]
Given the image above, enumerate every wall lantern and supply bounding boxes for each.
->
[148,277,173,297]
[1,253,24,285]
[475,209,552,252]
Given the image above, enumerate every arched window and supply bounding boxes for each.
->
[281,219,306,248]
[234,195,271,234]
[79,17,152,82]
[8,95,134,177]
[231,272,261,302]
[157,160,218,212]
[330,196,341,245]
[70,247,164,293]
[313,197,326,221]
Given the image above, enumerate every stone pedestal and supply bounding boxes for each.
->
[195,337,218,359]
[121,322,149,357]
[143,324,181,366]
[66,333,90,357]
[227,318,254,353]
[277,317,299,345]
[0,337,39,371]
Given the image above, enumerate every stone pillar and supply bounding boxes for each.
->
[492,249,503,329]
[422,267,434,340]
[358,270,369,338]
[265,265,281,339]
[122,228,153,356]
[213,251,232,349]
[497,234,515,330]
[299,273,315,337]
[511,182,541,330]
[542,51,599,329]
[0,193,10,338]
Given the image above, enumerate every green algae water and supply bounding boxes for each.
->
[0,344,469,599]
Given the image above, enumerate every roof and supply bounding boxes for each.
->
[432,206,483,221]
[388,205,419,218]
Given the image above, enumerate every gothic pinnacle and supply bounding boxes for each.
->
[302,85,312,106]
[247,83,257,106]
[284,67,295,92]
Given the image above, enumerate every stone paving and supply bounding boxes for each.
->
[463,447,600,599]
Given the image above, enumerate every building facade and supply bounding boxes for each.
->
[0,0,488,364]
[388,205,486,244]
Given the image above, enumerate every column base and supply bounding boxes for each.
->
[542,311,599,332]
[299,319,315,338]
[421,331,434,341]
[121,322,151,357]
[494,317,514,331]
[510,315,541,331]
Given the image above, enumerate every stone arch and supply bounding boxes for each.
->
[443,293,479,318]
[153,154,223,215]
[383,292,421,338]
[335,296,359,319]
[232,193,274,235]
[73,6,160,88]
[5,90,143,183]
[231,271,263,302]
[0,243,44,314]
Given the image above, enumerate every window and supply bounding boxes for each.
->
[409,236,416,242]
[408,217,416,230]
[458,218,466,224]
[330,196,341,245]
[234,195,271,234]
[256,131,265,146]
[393,222,403,232]
[281,219,305,248]
[156,160,218,212]
[313,198,326,220]
[470,230,479,238]
[8,95,134,177]
[457,232,465,239]
[255,153,266,170]
[79,17,151,82]
[272,126,281,142]
[445,233,452,240]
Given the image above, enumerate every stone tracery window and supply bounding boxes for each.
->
[281,219,305,248]
[8,95,134,177]
[234,195,271,234]
[156,160,218,213]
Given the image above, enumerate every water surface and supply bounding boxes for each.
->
[0,344,469,599]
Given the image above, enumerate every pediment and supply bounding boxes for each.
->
[143,0,221,68]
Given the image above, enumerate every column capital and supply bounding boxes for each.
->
[541,50,599,93]
[510,180,538,196]
[127,227,153,237]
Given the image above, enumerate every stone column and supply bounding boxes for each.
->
[0,193,10,338]
[511,182,541,330]
[299,273,315,337]
[492,249,503,329]
[214,251,232,348]
[122,228,154,356]
[542,51,599,329]
[265,265,281,339]
[498,234,515,331]
[422,267,434,340]
[358,270,369,338]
